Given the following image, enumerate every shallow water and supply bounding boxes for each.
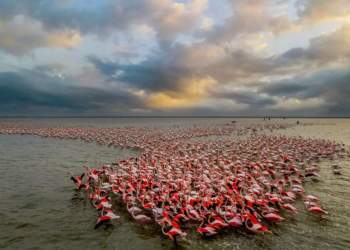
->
[0,118,350,250]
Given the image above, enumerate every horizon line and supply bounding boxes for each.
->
[0,115,349,119]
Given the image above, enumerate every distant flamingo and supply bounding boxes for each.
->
[307,206,328,217]
[70,173,85,190]
[162,225,187,241]
[244,213,271,234]
[95,210,119,229]
[263,212,284,223]
[131,210,152,224]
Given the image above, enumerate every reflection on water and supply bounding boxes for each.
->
[0,118,350,250]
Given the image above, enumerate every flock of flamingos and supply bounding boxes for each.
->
[0,121,348,243]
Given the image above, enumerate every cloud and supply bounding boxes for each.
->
[0,1,139,33]
[88,51,191,92]
[0,0,349,116]
[260,81,306,98]
[206,50,275,84]
[276,24,350,68]
[296,0,350,23]
[147,0,208,43]
[0,0,207,46]
[87,19,350,115]
[146,76,216,109]
[203,23,350,84]
[271,97,327,112]
[213,89,277,107]
[0,70,141,115]
[0,15,81,55]
[89,54,217,110]
[260,69,350,115]
[202,0,296,45]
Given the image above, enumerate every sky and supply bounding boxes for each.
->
[0,0,349,116]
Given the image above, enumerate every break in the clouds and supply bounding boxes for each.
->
[0,0,349,116]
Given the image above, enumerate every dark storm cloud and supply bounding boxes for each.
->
[88,55,190,92]
[306,71,350,115]
[214,89,277,107]
[260,80,306,97]
[260,69,350,116]
[88,56,120,77]
[0,71,141,115]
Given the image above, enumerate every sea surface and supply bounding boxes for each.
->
[0,118,349,250]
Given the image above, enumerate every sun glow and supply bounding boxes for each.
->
[147,76,216,109]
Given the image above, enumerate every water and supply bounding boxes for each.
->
[0,118,349,250]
